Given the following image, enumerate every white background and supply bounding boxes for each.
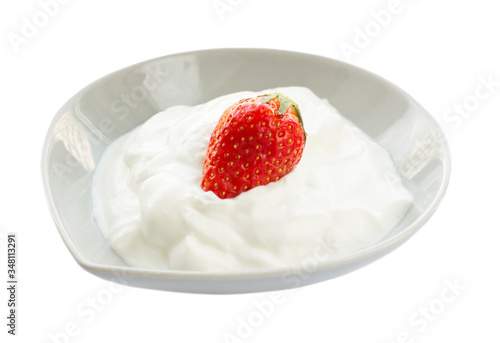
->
[1,0,499,342]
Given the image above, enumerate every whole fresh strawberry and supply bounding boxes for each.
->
[201,93,306,199]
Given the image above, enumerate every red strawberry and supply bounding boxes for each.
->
[201,93,306,199]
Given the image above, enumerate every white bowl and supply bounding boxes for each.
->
[41,49,451,294]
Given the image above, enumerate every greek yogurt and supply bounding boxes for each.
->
[91,87,413,272]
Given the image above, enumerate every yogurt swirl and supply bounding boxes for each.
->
[91,87,413,271]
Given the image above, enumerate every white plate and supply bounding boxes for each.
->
[41,49,451,294]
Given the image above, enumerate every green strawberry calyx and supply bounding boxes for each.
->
[258,93,306,141]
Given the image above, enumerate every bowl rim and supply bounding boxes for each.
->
[41,47,452,282]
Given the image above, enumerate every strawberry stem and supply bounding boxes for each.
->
[259,93,306,141]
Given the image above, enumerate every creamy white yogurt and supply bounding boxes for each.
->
[91,87,413,272]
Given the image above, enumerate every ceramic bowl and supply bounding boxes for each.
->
[41,49,451,294]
